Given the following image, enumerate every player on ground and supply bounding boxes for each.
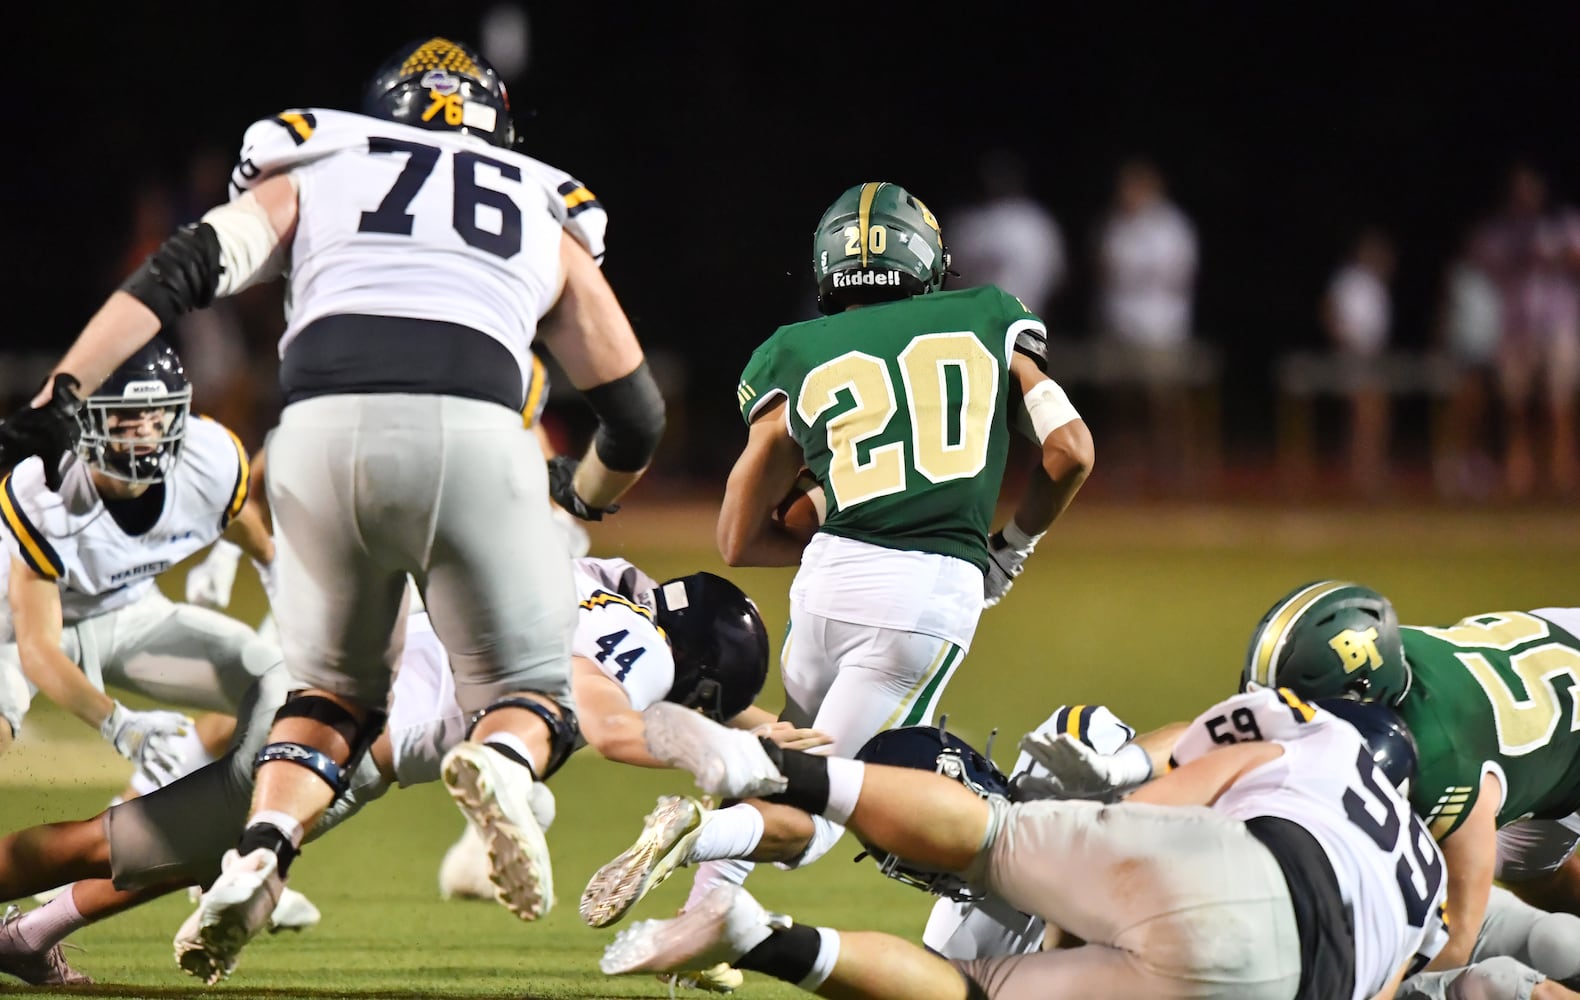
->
[0,556,811,985]
[1240,584,1580,976]
[0,36,664,976]
[679,180,1093,918]
[604,689,1447,1000]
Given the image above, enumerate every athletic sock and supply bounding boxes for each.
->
[684,858,755,913]
[689,803,765,863]
[8,887,87,952]
[737,924,841,990]
[238,810,304,877]
[759,746,866,825]
[480,732,540,779]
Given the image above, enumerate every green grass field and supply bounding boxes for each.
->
[3,499,1577,997]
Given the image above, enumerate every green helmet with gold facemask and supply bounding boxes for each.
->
[1241,580,1411,706]
[813,181,950,315]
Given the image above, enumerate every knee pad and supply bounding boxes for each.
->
[1448,957,1545,1000]
[465,697,580,780]
[1528,911,1580,983]
[254,693,388,796]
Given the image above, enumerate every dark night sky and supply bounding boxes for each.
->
[10,2,1580,461]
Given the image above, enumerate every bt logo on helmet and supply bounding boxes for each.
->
[831,270,901,289]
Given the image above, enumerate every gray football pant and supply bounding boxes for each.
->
[105,660,388,891]
[267,395,574,713]
[953,797,1301,999]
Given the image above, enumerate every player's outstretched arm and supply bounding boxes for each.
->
[42,178,299,402]
[537,232,663,514]
[717,400,810,567]
[573,660,673,769]
[1427,774,1502,971]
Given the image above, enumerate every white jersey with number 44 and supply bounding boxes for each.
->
[228,108,609,395]
[1174,689,1450,998]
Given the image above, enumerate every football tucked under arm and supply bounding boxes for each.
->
[772,468,826,543]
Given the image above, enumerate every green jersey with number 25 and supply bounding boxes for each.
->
[1401,610,1580,839]
[736,285,1041,572]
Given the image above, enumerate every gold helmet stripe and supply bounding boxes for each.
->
[1250,580,1361,688]
[856,182,885,267]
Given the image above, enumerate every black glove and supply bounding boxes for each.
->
[547,455,620,522]
[0,374,83,490]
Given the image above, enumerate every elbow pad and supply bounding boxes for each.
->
[584,361,666,472]
[119,222,223,328]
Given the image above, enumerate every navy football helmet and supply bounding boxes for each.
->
[650,573,769,723]
[76,338,191,484]
[853,723,1009,900]
[1316,697,1419,794]
[363,37,517,148]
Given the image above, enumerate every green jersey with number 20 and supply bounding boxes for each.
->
[736,286,1042,572]
[1399,609,1580,839]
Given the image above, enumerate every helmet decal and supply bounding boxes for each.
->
[1249,579,1364,688]
[857,181,885,267]
[400,38,481,78]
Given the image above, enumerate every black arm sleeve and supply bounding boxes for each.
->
[118,222,224,329]
[583,361,666,472]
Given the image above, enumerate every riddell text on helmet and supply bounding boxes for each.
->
[831,270,902,288]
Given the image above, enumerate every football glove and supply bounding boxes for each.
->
[984,520,1045,608]
[0,374,83,490]
[1015,732,1154,803]
[100,700,194,777]
[186,540,242,609]
[547,455,621,522]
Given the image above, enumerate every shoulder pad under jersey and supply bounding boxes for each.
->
[0,459,67,579]
[227,108,375,199]
[519,156,608,265]
[1171,687,1331,768]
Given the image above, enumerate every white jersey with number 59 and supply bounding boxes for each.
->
[228,108,608,394]
[1174,689,1450,998]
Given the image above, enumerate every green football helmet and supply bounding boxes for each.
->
[813,181,950,315]
[1241,580,1410,705]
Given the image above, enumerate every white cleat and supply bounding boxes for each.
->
[439,822,496,901]
[267,887,321,933]
[659,962,746,993]
[441,741,555,921]
[172,848,282,985]
[601,884,789,978]
[581,795,710,928]
[641,703,788,800]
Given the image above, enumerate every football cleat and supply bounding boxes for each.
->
[441,741,555,920]
[581,795,710,927]
[172,848,282,985]
[659,962,746,993]
[438,822,495,901]
[601,884,789,978]
[267,887,322,933]
[0,905,93,986]
[640,703,787,800]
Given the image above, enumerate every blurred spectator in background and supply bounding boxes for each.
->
[1095,158,1200,490]
[1481,161,1580,497]
[1433,225,1503,500]
[948,148,1066,320]
[1323,227,1396,495]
